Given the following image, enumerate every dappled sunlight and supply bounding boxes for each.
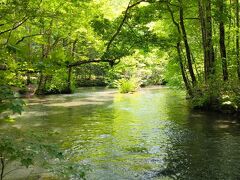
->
[45,101,105,107]
[1,87,240,179]
[214,120,240,130]
[1,0,239,178]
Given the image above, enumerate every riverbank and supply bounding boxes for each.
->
[190,93,240,115]
[14,85,240,116]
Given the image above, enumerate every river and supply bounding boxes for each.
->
[2,87,240,179]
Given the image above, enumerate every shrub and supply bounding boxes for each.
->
[116,77,141,93]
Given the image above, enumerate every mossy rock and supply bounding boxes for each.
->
[220,101,238,114]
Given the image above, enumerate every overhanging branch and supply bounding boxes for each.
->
[105,0,147,53]
[68,59,118,68]
[0,17,28,36]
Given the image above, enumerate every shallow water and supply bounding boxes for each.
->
[2,87,240,179]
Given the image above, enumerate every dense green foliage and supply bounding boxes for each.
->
[0,0,239,105]
[116,77,141,93]
[0,0,239,177]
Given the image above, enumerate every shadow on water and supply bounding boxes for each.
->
[1,87,240,179]
[149,93,240,180]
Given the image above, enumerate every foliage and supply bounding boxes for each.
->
[0,130,63,180]
[164,57,184,88]
[75,63,108,87]
[45,69,70,94]
[0,0,240,179]
[190,78,240,113]
[0,0,239,111]
[0,86,25,115]
[0,130,90,179]
[105,50,167,87]
[116,77,141,93]
[49,161,89,180]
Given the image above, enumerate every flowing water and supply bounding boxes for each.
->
[1,87,240,179]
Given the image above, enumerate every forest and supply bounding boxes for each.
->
[0,0,240,180]
[1,0,240,113]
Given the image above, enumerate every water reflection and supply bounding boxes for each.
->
[1,87,240,179]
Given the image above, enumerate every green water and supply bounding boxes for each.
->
[2,87,240,179]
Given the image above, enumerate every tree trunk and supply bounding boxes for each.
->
[26,73,31,85]
[36,72,46,95]
[177,43,192,95]
[66,67,72,93]
[219,0,228,81]
[236,0,240,79]
[36,27,52,95]
[0,156,5,180]
[66,40,77,93]
[198,0,215,80]
[178,0,197,85]
[198,0,207,74]
[167,3,192,94]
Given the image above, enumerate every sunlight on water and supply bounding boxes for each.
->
[1,87,240,179]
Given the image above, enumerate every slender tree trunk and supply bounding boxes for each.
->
[66,40,77,93]
[0,156,5,180]
[26,73,31,85]
[36,72,45,95]
[236,0,240,79]
[27,26,32,85]
[198,0,207,75]
[36,43,46,95]
[198,0,215,80]
[206,0,215,77]
[167,3,192,94]
[227,0,233,46]
[36,26,53,95]
[66,67,72,93]
[219,0,228,81]
[36,29,46,95]
[178,0,197,85]
[177,43,192,95]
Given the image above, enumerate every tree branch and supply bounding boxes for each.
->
[105,0,147,53]
[16,33,44,45]
[0,17,28,36]
[166,2,181,34]
[185,17,199,20]
[68,59,116,68]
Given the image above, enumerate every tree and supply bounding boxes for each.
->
[236,0,240,79]
[178,0,197,85]
[166,2,192,94]
[198,0,215,81]
[218,0,228,81]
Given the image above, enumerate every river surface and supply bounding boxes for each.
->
[1,87,240,179]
